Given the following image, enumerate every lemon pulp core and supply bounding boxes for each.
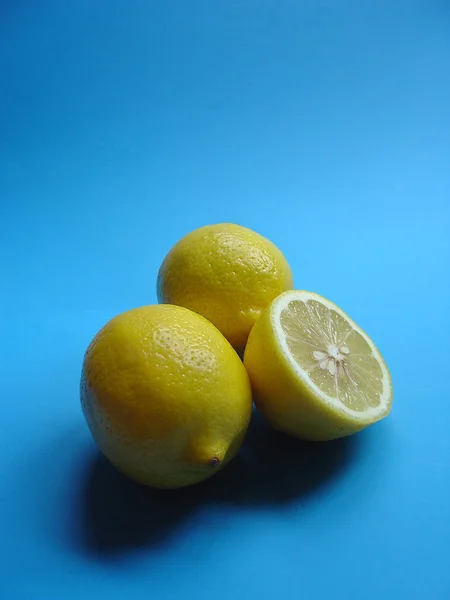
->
[280,299,384,412]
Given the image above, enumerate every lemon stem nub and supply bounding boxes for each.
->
[209,456,221,468]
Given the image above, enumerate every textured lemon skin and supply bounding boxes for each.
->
[81,304,252,488]
[244,298,392,441]
[157,224,293,348]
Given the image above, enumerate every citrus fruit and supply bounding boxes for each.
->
[244,290,393,441]
[81,304,252,489]
[157,223,293,348]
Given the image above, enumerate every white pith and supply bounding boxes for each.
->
[271,291,392,421]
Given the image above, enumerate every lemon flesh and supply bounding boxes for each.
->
[157,223,293,348]
[81,304,252,488]
[244,291,393,441]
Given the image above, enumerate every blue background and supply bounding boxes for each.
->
[1,1,449,598]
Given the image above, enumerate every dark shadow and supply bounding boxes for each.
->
[205,410,363,505]
[81,410,364,556]
[81,454,200,553]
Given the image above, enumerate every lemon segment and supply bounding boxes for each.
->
[244,290,393,441]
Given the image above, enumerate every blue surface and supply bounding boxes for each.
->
[1,1,450,599]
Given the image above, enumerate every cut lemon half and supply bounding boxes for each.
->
[244,290,393,441]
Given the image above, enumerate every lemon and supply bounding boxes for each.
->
[157,223,293,348]
[244,291,393,441]
[81,304,252,489]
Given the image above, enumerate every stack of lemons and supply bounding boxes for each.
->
[81,224,393,489]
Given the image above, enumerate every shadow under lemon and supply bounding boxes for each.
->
[81,409,362,556]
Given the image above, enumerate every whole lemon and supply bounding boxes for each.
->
[81,304,252,489]
[157,223,293,348]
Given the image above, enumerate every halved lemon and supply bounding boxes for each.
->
[244,290,393,441]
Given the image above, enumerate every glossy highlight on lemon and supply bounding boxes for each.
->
[157,223,293,348]
[244,290,393,441]
[81,304,252,489]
